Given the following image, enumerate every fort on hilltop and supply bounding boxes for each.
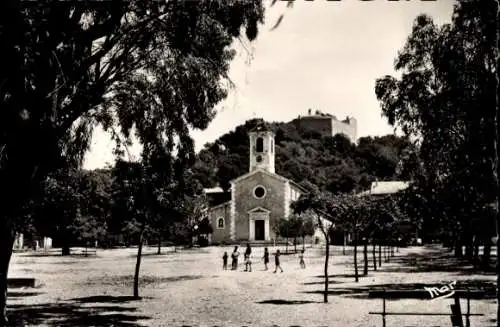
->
[291,108,357,143]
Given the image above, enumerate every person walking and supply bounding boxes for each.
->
[274,249,283,273]
[244,243,251,258]
[299,249,306,269]
[222,251,228,270]
[263,247,270,270]
[231,246,240,270]
[244,253,252,272]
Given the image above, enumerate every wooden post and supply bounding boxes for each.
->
[450,295,464,327]
[382,288,386,327]
[378,244,382,267]
[465,289,470,327]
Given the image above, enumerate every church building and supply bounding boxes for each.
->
[206,122,308,243]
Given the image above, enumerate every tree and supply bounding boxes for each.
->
[374,1,499,321]
[375,0,496,258]
[338,196,372,282]
[286,215,303,253]
[0,1,265,324]
[298,214,315,250]
[292,191,347,303]
[274,218,291,254]
[195,217,214,247]
[32,169,111,255]
[35,170,82,255]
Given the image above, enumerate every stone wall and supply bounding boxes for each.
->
[208,202,231,243]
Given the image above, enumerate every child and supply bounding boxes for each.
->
[299,249,305,269]
[231,246,240,270]
[274,249,283,273]
[263,247,269,270]
[244,253,252,272]
[222,251,228,270]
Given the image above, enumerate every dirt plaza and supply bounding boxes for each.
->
[7,245,496,327]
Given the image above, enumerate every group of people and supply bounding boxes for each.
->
[222,244,306,273]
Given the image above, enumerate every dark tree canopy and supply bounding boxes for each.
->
[0,1,265,324]
[374,0,498,270]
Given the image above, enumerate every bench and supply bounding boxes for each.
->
[8,278,36,288]
[368,289,485,327]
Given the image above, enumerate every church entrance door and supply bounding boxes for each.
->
[254,220,265,241]
[248,208,270,241]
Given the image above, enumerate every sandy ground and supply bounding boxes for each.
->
[7,245,497,327]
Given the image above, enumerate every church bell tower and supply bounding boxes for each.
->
[248,121,275,174]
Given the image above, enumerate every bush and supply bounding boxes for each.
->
[198,236,209,247]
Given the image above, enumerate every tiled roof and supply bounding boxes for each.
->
[204,187,224,194]
[357,181,410,196]
[369,181,410,195]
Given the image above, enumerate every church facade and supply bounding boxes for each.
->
[206,123,307,243]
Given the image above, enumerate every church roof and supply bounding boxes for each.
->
[249,119,274,133]
[230,168,308,193]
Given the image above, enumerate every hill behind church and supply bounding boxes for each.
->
[192,118,412,195]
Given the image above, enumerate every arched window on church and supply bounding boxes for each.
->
[256,137,264,153]
[217,217,225,229]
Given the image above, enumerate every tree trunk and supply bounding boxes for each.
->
[464,230,473,261]
[302,236,305,251]
[323,232,330,303]
[294,237,297,253]
[133,228,145,299]
[363,239,368,276]
[454,230,463,258]
[157,235,161,255]
[285,237,288,254]
[354,232,359,282]
[483,242,492,269]
[472,236,479,269]
[342,232,346,255]
[495,17,500,322]
[0,222,15,327]
[372,243,377,271]
[378,244,382,267]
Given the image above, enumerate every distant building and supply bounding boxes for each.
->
[357,180,410,197]
[291,109,357,143]
[13,233,52,251]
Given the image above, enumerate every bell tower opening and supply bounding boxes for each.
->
[248,121,275,174]
[256,137,264,153]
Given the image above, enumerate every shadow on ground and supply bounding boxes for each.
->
[7,295,151,326]
[302,280,344,285]
[312,273,363,279]
[380,246,497,275]
[79,274,204,287]
[7,291,43,298]
[7,302,150,326]
[256,299,320,305]
[302,280,497,300]
[71,295,152,303]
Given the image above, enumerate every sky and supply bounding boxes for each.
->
[83,0,456,170]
